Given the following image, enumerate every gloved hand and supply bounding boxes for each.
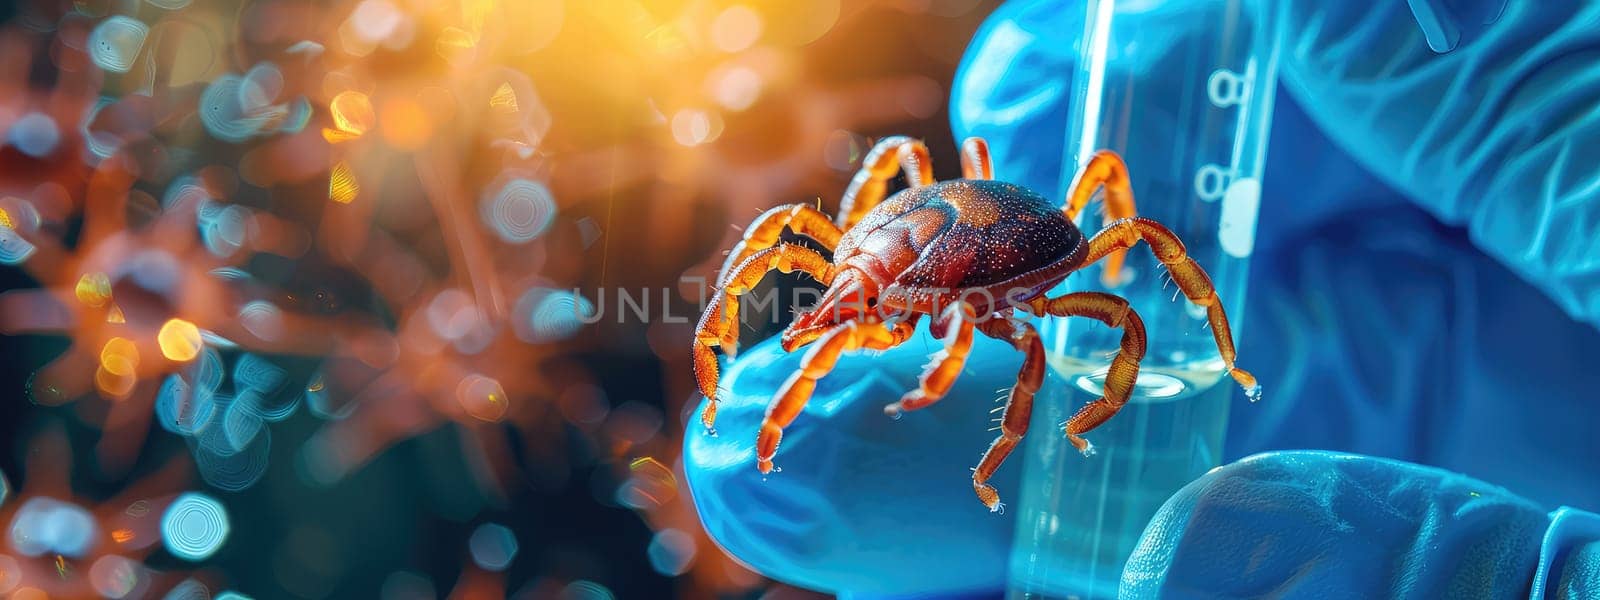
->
[954,0,1600,506]
[683,329,1024,598]
[685,0,1600,596]
[1122,451,1600,599]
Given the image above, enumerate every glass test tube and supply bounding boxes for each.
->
[1006,1,1282,599]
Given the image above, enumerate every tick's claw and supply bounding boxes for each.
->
[1228,366,1261,402]
[1070,437,1097,457]
[974,482,1001,510]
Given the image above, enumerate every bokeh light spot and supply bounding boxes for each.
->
[0,225,36,265]
[647,528,697,576]
[616,457,677,509]
[466,523,518,571]
[163,578,208,600]
[196,429,271,491]
[10,498,96,557]
[89,16,149,73]
[160,493,229,561]
[561,580,615,600]
[101,337,140,376]
[513,288,594,343]
[489,83,519,114]
[89,555,142,599]
[707,66,763,111]
[480,178,556,243]
[710,6,763,53]
[455,374,508,422]
[158,319,204,362]
[7,113,60,158]
[239,301,285,341]
[200,75,270,143]
[670,109,722,147]
[75,272,112,307]
[435,27,477,66]
[326,91,375,142]
[330,161,360,204]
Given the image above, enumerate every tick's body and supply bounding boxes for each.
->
[840,179,1086,316]
[693,137,1259,511]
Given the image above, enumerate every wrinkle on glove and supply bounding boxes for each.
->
[1122,451,1600,599]
[1280,1,1600,329]
[683,330,1022,597]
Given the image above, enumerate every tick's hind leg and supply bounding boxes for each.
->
[1029,292,1148,455]
[1085,218,1260,399]
[1062,151,1138,286]
[960,137,993,180]
[720,204,843,286]
[693,244,834,430]
[837,136,934,229]
[757,320,908,473]
[970,317,1045,512]
[884,303,975,417]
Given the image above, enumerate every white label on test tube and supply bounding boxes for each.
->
[1218,178,1260,258]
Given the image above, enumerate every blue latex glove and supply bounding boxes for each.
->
[1122,451,1600,599]
[684,329,1024,598]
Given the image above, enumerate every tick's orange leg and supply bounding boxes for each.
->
[693,243,835,431]
[719,203,843,287]
[837,136,934,229]
[960,137,993,180]
[1027,292,1148,455]
[1063,150,1137,286]
[969,316,1045,512]
[757,320,906,473]
[884,302,975,417]
[1085,218,1261,400]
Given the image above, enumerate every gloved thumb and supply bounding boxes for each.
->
[1122,450,1600,599]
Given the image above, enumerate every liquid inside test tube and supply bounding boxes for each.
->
[1006,1,1283,598]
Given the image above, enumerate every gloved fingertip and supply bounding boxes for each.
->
[1123,451,1549,599]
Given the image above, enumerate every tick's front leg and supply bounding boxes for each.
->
[694,244,834,431]
[757,320,904,474]
[884,302,975,417]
